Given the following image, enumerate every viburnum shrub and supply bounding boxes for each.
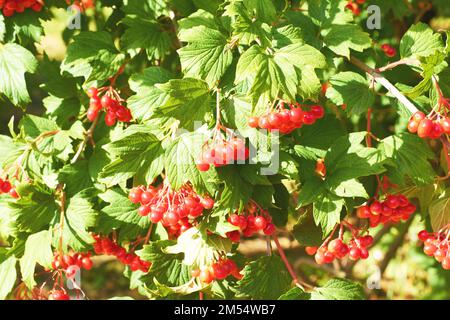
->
[0,0,449,301]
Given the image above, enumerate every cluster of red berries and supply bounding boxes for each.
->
[381,44,397,57]
[357,194,416,227]
[191,258,242,284]
[51,252,93,277]
[48,289,70,300]
[93,235,151,272]
[345,0,365,16]
[67,0,94,12]
[418,228,450,270]
[196,137,249,172]
[129,182,214,238]
[306,234,374,265]
[0,178,18,198]
[86,87,132,126]
[248,102,324,134]
[407,111,450,139]
[225,202,275,242]
[0,0,43,16]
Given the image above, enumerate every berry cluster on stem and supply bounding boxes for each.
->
[0,177,18,198]
[93,235,151,272]
[345,0,365,16]
[418,226,450,270]
[129,180,214,238]
[196,130,249,172]
[86,85,132,127]
[306,221,374,265]
[381,44,397,58]
[226,201,275,243]
[248,101,324,134]
[0,0,43,16]
[51,251,93,278]
[357,193,416,227]
[191,258,242,284]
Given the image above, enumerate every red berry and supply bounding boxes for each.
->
[441,118,450,134]
[81,256,93,270]
[310,105,325,119]
[418,230,429,241]
[369,201,382,215]
[200,197,214,210]
[87,107,99,122]
[268,113,282,127]
[105,112,117,126]
[196,163,210,171]
[65,265,79,278]
[289,108,304,123]
[49,290,70,300]
[407,119,419,133]
[87,87,98,98]
[412,111,426,123]
[328,239,344,254]
[263,223,275,235]
[128,187,143,204]
[248,116,259,128]
[356,205,371,219]
[199,269,214,284]
[254,216,267,230]
[417,118,433,138]
[349,247,361,260]
[138,205,151,217]
[302,112,316,125]
[305,246,318,255]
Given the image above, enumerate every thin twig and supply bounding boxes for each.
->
[349,56,419,115]
[71,116,100,164]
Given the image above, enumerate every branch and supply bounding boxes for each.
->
[379,217,414,275]
[272,233,313,290]
[349,56,419,115]
[71,116,100,164]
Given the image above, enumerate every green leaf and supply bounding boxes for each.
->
[128,67,172,122]
[332,179,368,199]
[235,255,292,300]
[0,255,17,299]
[378,133,435,185]
[178,26,234,87]
[19,230,53,288]
[292,209,324,247]
[311,278,365,300]
[0,43,38,106]
[100,131,164,187]
[313,192,344,235]
[278,287,311,300]
[322,24,371,58]
[138,241,191,287]
[295,115,346,159]
[62,31,126,81]
[326,71,374,116]
[98,188,150,239]
[8,185,58,233]
[400,23,444,59]
[218,166,253,209]
[58,161,94,198]
[58,191,97,252]
[165,227,231,269]
[325,132,385,188]
[429,191,450,232]
[157,78,212,130]
[121,15,171,60]
[164,132,216,195]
